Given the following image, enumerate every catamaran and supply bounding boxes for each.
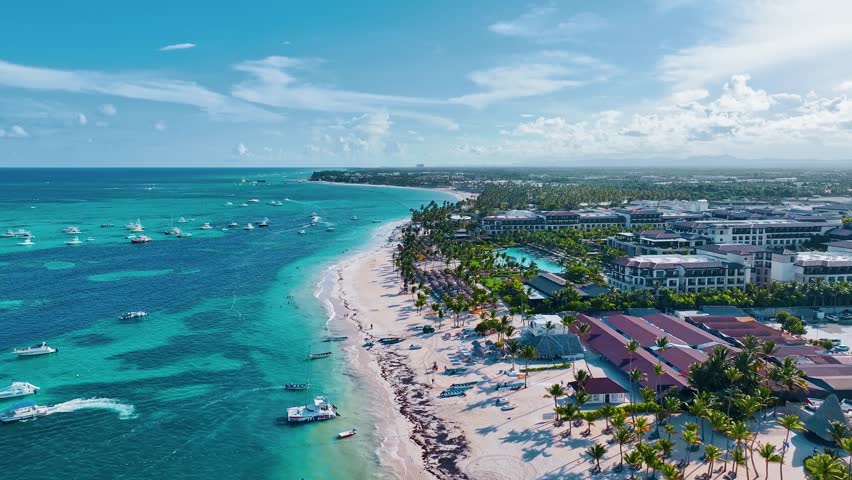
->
[13,342,57,357]
[0,401,48,423]
[286,395,338,423]
[0,382,40,399]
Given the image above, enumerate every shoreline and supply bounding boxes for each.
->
[306,179,477,202]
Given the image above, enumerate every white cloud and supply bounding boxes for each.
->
[99,103,117,116]
[230,56,458,129]
[77,113,87,125]
[160,43,196,51]
[0,125,29,138]
[451,52,614,108]
[154,121,166,131]
[234,142,249,157]
[659,1,852,90]
[467,75,852,160]
[489,5,607,43]
[0,59,281,121]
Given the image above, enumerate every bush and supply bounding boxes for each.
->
[521,362,572,372]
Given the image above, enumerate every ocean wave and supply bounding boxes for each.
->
[46,397,137,420]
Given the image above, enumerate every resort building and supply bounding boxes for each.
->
[606,230,709,256]
[567,378,627,404]
[827,240,852,253]
[526,314,566,336]
[607,254,750,293]
[524,272,608,301]
[669,219,834,248]
[481,210,545,234]
[769,251,852,284]
[697,244,772,286]
[612,208,664,229]
[481,208,665,235]
[827,225,852,241]
[574,313,690,392]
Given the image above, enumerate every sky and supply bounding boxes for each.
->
[3,0,852,167]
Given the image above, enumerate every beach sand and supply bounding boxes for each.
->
[328,225,819,480]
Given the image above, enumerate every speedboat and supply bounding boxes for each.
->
[63,226,81,234]
[239,203,249,208]
[120,311,148,320]
[337,429,357,439]
[65,237,82,246]
[0,401,48,423]
[257,218,269,227]
[18,238,34,246]
[298,230,306,235]
[228,222,239,228]
[3,230,15,238]
[13,342,57,357]
[0,382,40,399]
[247,199,260,203]
[309,221,317,226]
[86,237,95,242]
[224,202,233,206]
[285,382,310,391]
[286,395,338,423]
[200,222,213,230]
[177,217,187,223]
[351,216,358,221]
[244,223,254,231]
[326,226,335,232]
[131,235,152,244]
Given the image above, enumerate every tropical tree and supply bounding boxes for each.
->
[628,368,647,414]
[704,444,723,477]
[681,428,701,471]
[804,454,848,480]
[633,416,651,444]
[757,443,782,480]
[778,414,804,477]
[545,384,565,424]
[520,345,538,388]
[838,437,852,473]
[660,462,684,480]
[615,427,632,468]
[598,403,617,433]
[624,450,644,473]
[587,443,607,470]
[639,442,662,479]
[559,403,579,436]
[505,339,522,371]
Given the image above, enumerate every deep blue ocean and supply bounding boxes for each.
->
[0,168,454,479]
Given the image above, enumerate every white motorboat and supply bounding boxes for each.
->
[0,382,40,399]
[200,222,213,230]
[239,203,249,207]
[177,232,192,238]
[228,222,239,228]
[18,238,34,246]
[245,223,255,231]
[326,226,335,232]
[247,199,260,203]
[350,216,358,221]
[337,429,357,439]
[286,395,338,423]
[86,237,95,242]
[125,219,144,231]
[65,236,82,246]
[16,229,32,237]
[298,230,306,235]
[0,401,48,423]
[3,229,15,238]
[224,201,233,206]
[177,217,187,223]
[258,218,269,227]
[13,342,57,357]
[63,226,81,234]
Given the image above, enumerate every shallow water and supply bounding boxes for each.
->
[0,168,454,479]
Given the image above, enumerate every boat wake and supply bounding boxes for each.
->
[45,398,137,420]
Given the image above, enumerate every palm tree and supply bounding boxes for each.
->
[633,416,651,444]
[561,314,576,335]
[505,339,522,371]
[660,462,684,480]
[664,423,677,442]
[519,345,538,388]
[560,403,579,436]
[778,414,804,477]
[704,444,722,477]
[574,368,590,391]
[838,437,852,473]
[653,363,665,398]
[615,428,632,468]
[639,442,662,479]
[577,322,592,370]
[656,438,675,459]
[587,443,607,470]
[598,404,616,433]
[757,443,782,480]
[627,368,646,414]
[827,420,851,445]
[727,421,753,479]
[804,454,848,480]
[545,384,565,424]
[681,429,700,471]
[624,450,644,474]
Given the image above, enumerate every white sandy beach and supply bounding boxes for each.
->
[326,224,820,480]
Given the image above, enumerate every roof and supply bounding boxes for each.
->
[640,230,687,240]
[643,313,730,347]
[613,254,737,270]
[698,244,768,255]
[520,334,583,359]
[788,252,852,267]
[673,219,828,228]
[699,306,748,317]
[541,210,579,217]
[658,346,708,374]
[827,227,852,238]
[803,394,851,442]
[604,313,673,347]
[827,240,852,251]
[688,315,793,345]
[568,377,627,395]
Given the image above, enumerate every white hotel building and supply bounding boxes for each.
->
[669,219,834,248]
[769,251,852,284]
[607,254,750,293]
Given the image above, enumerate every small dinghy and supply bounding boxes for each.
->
[309,352,333,360]
[337,429,357,439]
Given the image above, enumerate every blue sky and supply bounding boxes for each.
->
[3,0,852,166]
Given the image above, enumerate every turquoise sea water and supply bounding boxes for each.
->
[0,169,454,479]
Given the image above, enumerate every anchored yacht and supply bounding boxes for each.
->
[13,342,57,357]
[200,222,213,230]
[286,396,338,423]
[0,382,40,399]
[65,237,82,246]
